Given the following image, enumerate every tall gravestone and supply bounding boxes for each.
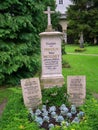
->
[21,78,42,109]
[40,6,64,88]
[67,76,86,106]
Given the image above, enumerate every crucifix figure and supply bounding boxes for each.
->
[44,6,55,31]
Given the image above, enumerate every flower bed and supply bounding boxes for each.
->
[28,104,85,130]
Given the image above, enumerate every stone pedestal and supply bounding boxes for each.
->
[39,31,64,88]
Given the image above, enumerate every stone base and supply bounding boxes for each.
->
[40,75,65,89]
[45,25,55,32]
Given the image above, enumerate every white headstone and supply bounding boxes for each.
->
[21,78,42,109]
[40,32,64,88]
[67,76,86,106]
[40,6,64,88]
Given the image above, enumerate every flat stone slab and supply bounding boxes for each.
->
[21,78,42,109]
[41,76,64,88]
[67,76,86,106]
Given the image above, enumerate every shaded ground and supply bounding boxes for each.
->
[0,99,7,117]
[0,86,10,117]
[93,93,98,99]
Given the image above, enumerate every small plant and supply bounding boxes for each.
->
[81,98,98,130]
[75,48,86,52]
[62,42,66,55]
[42,86,69,106]
[62,60,71,68]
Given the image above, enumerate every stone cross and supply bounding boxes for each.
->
[44,6,55,31]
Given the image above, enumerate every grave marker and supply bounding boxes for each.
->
[21,78,42,109]
[39,6,64,88]
[67,76,86,106]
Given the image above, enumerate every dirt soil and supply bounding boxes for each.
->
[0,99,7,117]
[93,93,98,99]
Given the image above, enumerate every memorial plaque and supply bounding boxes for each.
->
[41,36,62,75]
[67,76,86,106]
[21,78,42,109]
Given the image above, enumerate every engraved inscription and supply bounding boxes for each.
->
[21,78,42,108]
[42,42,61,74]
[67,76,86,106]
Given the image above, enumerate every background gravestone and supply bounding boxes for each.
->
[21,78,42,109]
[67,76,86,106]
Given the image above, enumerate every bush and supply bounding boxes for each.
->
[0,0,57,86]
[0,0,43,85]
[81,98,98,130]
[62,60,71,68]
[62,42,66,55]
[42,85,69,107]
[75,48,86,52]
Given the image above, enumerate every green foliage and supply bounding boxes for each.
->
[51,97,98,130]
[0,88,12,104]
[0,87,43,130]
[62,42,66,55]
[67,0,98,44]
[62,59,71,68]
[75,48,86,52]
[0,0,57,85]
[42,85,69,107]
[1,87,98,130]
[52,122,92,130]
[81,98,98,130]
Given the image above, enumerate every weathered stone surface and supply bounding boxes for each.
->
[21,78,42,109]
[44,6,55,32]
[40,32,64,88]
[67,76,86,106]
[41,76,64,89]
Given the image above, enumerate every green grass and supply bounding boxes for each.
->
[63,54,98,93]
[0,87,98,130]
[0,87,13,104]
[63,45,98,93]
[0,87,43,130]
[66,44,98,54]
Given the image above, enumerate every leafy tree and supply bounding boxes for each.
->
[67,0,98,46]
[0,0,57,85]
